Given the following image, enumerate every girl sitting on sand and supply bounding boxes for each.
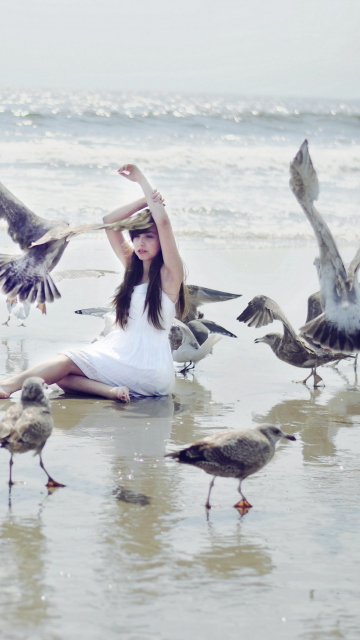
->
[0,164,186,402]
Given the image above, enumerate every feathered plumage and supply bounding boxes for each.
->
[181,285,241,323]
[166,425,296,510]
[0,180,151,305]
[237,294,349,386]
[169,318,222,372]
[0,377,64,487]
[289,140,360,353]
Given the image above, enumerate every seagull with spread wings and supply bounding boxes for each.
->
[237,294,350,386]
[0,180,151,306]
[289,140,360,353]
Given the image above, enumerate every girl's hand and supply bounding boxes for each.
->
[118,164,143,182]
[151,189,166,206]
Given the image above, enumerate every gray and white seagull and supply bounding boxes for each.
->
[237,293,350,386]
[289,140,360,353]
[0,180,151,307]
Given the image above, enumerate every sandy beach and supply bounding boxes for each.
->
[0,231,359,639]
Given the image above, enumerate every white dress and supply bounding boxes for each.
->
[62,283,176,396]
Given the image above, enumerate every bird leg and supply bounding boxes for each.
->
[205,476,216,509]
[312,369,323,387]
[36,303,47,315]
[297,368,324,387]
[233,480,252,510]
[8,455,14,486]
[39,455,65,488]
[179,361,195,374]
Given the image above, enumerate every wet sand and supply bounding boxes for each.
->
[0,234,360,639]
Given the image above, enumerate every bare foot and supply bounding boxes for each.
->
[110,385,130,402]
[0,385,11,399]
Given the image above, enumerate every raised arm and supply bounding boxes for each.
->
[103,197,147,266]
[118,165,184,298]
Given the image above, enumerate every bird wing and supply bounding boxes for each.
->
[75,306,112,318]
[187,284,241,306]
[52,269,117,283]
[346,247,360,288]
[0,181,68,249]
[0,403,22,441]
[0,246,62,303]
[198,318,237,338]
[291,142,360,352]
[31,209,152,247]
[289,140,347,286]
[169,319,199,351]
[9,406,53,447]
[183,285,241,321]
[305,291,322,323]
[237,294,298,340]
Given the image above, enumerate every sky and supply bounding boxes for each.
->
[1,0,360,99]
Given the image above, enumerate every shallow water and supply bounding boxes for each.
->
[0,243,360,639]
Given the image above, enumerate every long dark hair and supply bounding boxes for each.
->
[112,223,187,329]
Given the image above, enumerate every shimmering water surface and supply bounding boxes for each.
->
[0,90,360,639]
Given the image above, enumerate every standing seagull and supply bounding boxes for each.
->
[169,319,223,372]
[166,425,295,510]
[289,140,360,353]
[0,180,151,306]
[0,377,64,487]
[237,294,349,386]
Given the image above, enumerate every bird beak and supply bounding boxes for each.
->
[254,337,265,344]
[283,434,296,441]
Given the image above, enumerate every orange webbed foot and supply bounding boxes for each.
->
[46,479,66,488]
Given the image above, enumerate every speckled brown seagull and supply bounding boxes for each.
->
[290,140,360,353]
[0,180,151,306]
[237,294,349,386]
[0,376,64,487]
[166,425,296,510]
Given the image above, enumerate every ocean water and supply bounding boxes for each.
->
[1,91,360,640]
[1,88,360,246]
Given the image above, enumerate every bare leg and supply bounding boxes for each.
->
[0,355,85,398]
[57,375,130,402]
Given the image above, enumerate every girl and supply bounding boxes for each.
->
[0,165,185,402]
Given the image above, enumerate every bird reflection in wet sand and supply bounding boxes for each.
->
[0,377,65,489]
[113,486,151,506]
[237,294,351,386]
[166,425,295,513]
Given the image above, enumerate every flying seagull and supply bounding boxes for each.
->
[289,140,360,353]
[0,376,65,487]
[237,294,350,386]
[0,180,151,306]
[165,425,295,510]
